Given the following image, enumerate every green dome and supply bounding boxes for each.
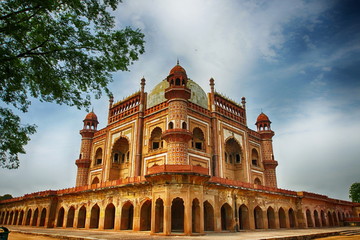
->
[147,79,208,109]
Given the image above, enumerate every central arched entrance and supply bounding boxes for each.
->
[171,198,184,232]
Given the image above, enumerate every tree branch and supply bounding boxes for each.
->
[0,5,42,21]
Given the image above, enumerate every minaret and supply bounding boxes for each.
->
[255,112,278,188]
[162,62,192,165]
[209,78,219,176]
[75,111,98,187]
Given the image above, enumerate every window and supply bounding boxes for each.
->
[251,149,259,167]
[111,137,129,165]
[236,154,241,163]
[153,142,160,149]
[94,148,103,165]
[254,178,262,185]
[168,122,174,129]
[182,122,187,129]
[225,138,242,165]
[150,127,162,150]
[113,153,119,163]
[193,127,205,151]
[175,78,180,85]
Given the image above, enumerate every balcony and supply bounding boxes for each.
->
[146,164,209,176]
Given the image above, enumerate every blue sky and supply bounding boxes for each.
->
[1,0,359,201]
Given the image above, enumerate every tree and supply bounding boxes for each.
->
[0,194,13,201]
[349,182,360,203]
[0,0,145,169]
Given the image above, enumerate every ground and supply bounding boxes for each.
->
[8,232,61,240]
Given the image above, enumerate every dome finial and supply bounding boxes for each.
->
[177,58,179,65]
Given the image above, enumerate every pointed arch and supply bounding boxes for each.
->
[328,211,333,226]
[239,204,250,230]
[110,137,130,180]
[90,204,100,229]
[77,206,86,228]
[32,208,39,226]
[251,148,259,166]
[171,197,184,232]
[321,210,326,227]
[289,208,296,228]
[267,207,276,229]
[225,137,242,164]
[254,206,264,229]
[18,210,24,225]
[192,198,200,233]
[254,177,262,185]
[94,147,103,165]
[25,209,32,226]
[91,177,100,185]
[154,198,164,233]
[221,203,233,231]
[57,207,65,227]
[204,201,214,231]
[121,201,134,230]
[104,203,115,229]
[13,210,19,225]
[150,127,162,150]
[314,210,320,227]
[306,209,313,228]
[333,212,338,226]
[140,200,151,231]
[66,206,75,228]
[278,207,287,228]
[193,127,205,151]
[39,208,47,227]
[9,211,14,225]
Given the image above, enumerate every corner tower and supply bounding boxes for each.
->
[75,111,98,187]
[162,62,192,164]
[256,112,278,188]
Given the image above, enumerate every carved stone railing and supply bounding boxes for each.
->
[146,164,209,176]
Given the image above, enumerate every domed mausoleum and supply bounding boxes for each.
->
[1,63,359,235]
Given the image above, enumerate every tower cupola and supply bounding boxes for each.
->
[83,111,99,130]
[255,112,271,131]
[167,61,188,87]
[165,61,191,100]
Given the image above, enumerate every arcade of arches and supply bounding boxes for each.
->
[0,182,356,235]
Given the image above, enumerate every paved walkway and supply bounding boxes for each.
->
[4,226,360,240]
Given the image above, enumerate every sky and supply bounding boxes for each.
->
[1,0,360,201]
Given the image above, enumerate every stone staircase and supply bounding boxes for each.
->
[339,229,360,236]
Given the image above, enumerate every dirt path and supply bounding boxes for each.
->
[8,232,61,240]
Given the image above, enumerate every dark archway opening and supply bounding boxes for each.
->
[121,201,134,230]
[140,200,151,231]
[90,204,100,229]
[171,197,184,232]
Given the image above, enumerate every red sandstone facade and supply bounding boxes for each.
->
[1,63,359,235]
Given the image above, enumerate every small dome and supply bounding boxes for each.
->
[85,111,98,121]
[169,64,186,75]
[256,112,270,123]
